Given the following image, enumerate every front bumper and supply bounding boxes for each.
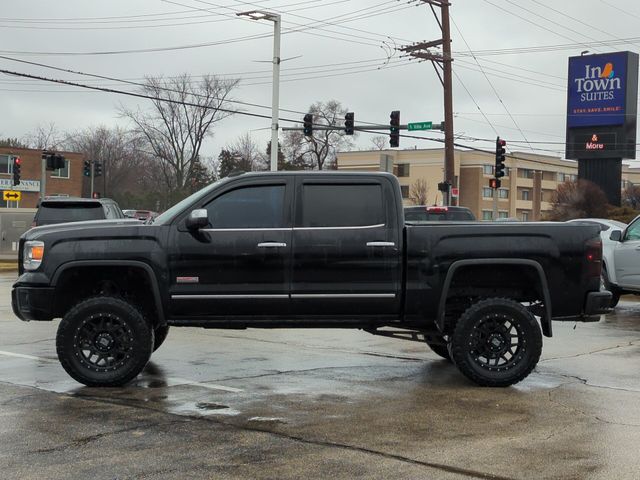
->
[12,286,55,321]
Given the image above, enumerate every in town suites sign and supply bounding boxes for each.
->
[0,179,40,192]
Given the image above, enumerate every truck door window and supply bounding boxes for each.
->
[299,184,384,227]
[205,185,285,229]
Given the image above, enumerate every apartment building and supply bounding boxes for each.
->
[337,148,640,221]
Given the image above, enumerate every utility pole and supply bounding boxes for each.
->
[400,0,455,205]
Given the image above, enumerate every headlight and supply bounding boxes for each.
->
[24,241,45,271]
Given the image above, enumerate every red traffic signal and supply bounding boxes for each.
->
[489,178,501,189]
[12,156,21,186]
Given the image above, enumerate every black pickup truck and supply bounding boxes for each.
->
[12,172,611,388]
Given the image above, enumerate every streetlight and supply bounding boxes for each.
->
[237,10,281,172]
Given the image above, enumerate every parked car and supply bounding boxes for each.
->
[600,216,640,307]
[404,205,476,222]
[123,209,157,221]
[33,197,126,227]
[13,172,610,388]
[566,218,626,307]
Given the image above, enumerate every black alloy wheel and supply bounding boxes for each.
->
[450,298,542,387]
[56,296,153,387]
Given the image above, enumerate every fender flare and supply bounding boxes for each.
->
[51,260,165,325]
[436,258,553,337]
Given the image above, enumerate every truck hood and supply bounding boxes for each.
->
[24,219,144,240]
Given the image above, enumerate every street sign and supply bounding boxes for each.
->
[407,121,433,131]
[3,190,22,201]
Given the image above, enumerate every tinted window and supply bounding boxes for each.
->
[36,203,105,225]
[205,185,285,228]
[624,218,640,241]
[300,184,384,227]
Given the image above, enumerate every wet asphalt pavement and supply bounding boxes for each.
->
[1,272,639,479]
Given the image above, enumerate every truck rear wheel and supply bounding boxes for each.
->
[450,298,542,387]
[56,296,154,387]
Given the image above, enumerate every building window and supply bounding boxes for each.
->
[400,185,409,198]
[482,187,493,198]
[521,189,530,201]
[519,169,534,179]
[503,167,509,178]
[521,211,529,221]
[51,159,70,179]
[498,211,508,219]
[0,154,15,175]
[498,188,509,199]
[482,210,493,220]
[52,160,70,178]
[483,164,493,175]
[397,164,410,177]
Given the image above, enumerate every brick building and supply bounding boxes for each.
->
[0,147,84,208]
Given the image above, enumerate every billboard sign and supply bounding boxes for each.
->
[567,51,628,128]
[566,51,638,160]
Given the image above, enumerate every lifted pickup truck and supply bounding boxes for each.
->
[12,172,611,388]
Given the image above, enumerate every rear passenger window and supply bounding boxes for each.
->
[300,184,384,227]
[205,185,286,229]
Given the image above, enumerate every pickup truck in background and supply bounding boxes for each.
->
[12,172,611,388]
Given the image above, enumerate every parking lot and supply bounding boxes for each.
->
[1,270,639,479]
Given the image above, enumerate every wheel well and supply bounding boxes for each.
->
[53,266,162,325]
[441,264,547,335]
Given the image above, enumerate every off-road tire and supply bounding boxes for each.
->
[153,325,170,352]
[56,296,154,387]
[601,268,621,308]
[426,341,451,361]
[450,298,542,387]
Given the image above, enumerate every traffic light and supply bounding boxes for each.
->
[83,160,91,177]
[489,178,501,189]
[46,153,65,170]
[12,157,21,186]
[94,161,102,177]
[344,112,354,135]
[303,113,313,137]
[495,136,506,178]
[390,110,400,148]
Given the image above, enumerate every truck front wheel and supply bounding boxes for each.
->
[450,298,542,387]
[56,296,154,387]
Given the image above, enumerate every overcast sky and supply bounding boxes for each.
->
[1,0,639,164]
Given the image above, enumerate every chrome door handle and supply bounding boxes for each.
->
[257,242,287,248]
[366,242,395,247]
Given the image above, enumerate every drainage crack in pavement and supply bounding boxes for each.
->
[547,389,640,428]
[539,340,640,362]
[539,370,640,394]
[29,420,183,454]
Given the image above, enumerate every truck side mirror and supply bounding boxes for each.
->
[185,209,208,230]
[610,230,622,242]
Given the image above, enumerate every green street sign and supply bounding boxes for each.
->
[407,121,433,131]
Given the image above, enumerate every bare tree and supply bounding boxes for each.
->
[225,133,267,172]
[409,178,429,205]
[546,180,609,220]
[119,73,238,196]
[281,100,355,170]
[65,125,145,200]
[370,135,388,150]
[23,122,64,150]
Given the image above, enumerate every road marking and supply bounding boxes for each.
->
[0,350,57,362]
[168,377,243,393]
[0,351,243,393]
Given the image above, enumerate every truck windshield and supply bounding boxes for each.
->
[152,177,231,226]
[36,203,104,226]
